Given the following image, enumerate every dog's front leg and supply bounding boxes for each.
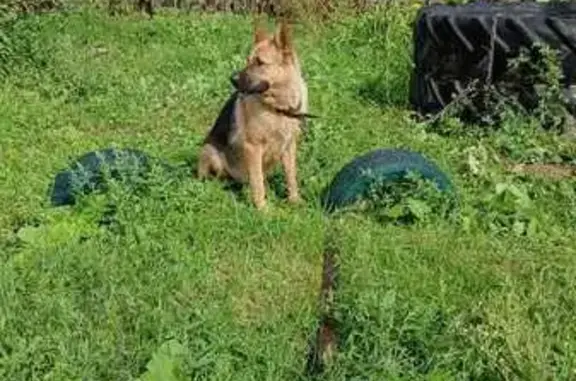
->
[282,137,301,205]
[244,143,266,210]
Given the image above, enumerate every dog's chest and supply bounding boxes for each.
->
[257,116,297,156]
[230,96,300,159]
[267,119,294,149]
[237,109,297,150]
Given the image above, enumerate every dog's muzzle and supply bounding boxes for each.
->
[230,70,270,94]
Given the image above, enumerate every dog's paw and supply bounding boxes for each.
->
[287,194,303,205]
[254,200,268,212]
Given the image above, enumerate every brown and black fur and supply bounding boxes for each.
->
[197,18,308,210]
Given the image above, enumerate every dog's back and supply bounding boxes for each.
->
[203,91,239,150]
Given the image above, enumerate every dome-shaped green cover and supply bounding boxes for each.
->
[320,148,454,213]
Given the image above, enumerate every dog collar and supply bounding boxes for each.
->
[275,107,320,120]
[273,100,320,120]
[236,90,320,120]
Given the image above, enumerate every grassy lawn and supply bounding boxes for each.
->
[1,4,576,380]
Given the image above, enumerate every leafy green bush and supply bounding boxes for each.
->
[347,171,457,226]
[0,2,56,78]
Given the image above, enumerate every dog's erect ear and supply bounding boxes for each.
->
[273,19,293,55]
[253,18,268,44]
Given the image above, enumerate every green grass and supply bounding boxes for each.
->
[1,4,576,381]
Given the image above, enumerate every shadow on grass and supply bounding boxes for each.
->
[356,75,410,109]
[185,153,295,206]
[222,171,295,206]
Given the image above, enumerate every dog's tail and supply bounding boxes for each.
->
[305,239,339,377]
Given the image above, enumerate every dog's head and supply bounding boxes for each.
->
[231,19,297,95]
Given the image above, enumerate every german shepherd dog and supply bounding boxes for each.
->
[197,19,309,211]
